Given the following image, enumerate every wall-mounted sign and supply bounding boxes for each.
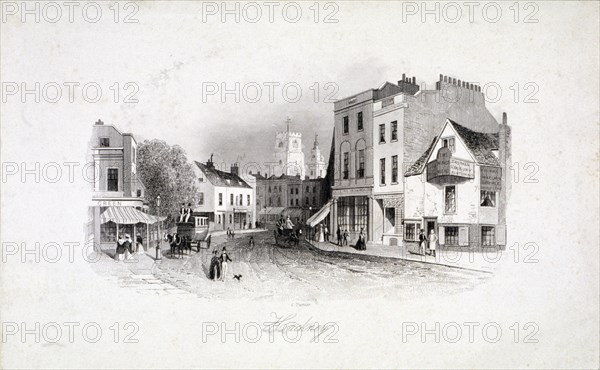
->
[427,148,474,181]
[480,166,502,191]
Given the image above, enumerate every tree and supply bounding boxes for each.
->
[137,139,198,227]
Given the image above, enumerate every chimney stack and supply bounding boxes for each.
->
[402,73,406,81]
[412,76,416,84]
[230,163,239,176]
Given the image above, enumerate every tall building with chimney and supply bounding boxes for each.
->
[274,118,306,179]
[307,134,327,179]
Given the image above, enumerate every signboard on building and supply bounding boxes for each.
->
[427,148,475,181]
[480,166,502,191]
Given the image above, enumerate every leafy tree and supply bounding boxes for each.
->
[137,139,198,226]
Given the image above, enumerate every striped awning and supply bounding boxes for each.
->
[306,199,333,227]
[100,206,163,225]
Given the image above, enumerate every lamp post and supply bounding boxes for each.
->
[156,195,161,261]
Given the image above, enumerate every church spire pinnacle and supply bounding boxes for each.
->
[314,133,319,148]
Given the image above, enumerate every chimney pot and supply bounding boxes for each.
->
[402,73,406,81]
[439,74,443,81]
[412,76,416,84]
[502,112,507,125]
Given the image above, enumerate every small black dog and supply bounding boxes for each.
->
[233,274,242,281]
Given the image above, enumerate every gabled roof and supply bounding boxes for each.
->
[194,161,251,189]
[405,119,501,177]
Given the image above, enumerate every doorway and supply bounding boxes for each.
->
[424,217,437,237]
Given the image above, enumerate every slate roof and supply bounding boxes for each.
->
[195,161,251,188]
[405,119,501,177]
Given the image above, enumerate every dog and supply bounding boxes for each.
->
[233,274,242,281]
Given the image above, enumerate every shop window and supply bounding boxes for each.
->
[480,191,496,207]
[343,152,349,179]
[107,168,118,191]
[392,155,398,183]
[391,121,398,141]
[195,217,208,227]
[100,221,117,242]
[445,226,459,245]
[380,158,386,185]
[404,222,419,241]
[343,116,349,134]
[482,226,495,246]
[99,137,110,147]
[357,112,363,131]
[444,186,456,213]
[379,124,386,143]
[337,196,368,233]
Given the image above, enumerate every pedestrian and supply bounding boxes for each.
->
[336,226,341,246]
[136,233,144,254]
[115,234,126,262]
[209,250,221,280]
[428,229,438,258]
[355,228,366,250]
[418,229,427,256]
[227,227,231,240]
[248,236,255,247]
[324,225,329,242]
[220,247,232,282]
[343,229,349,246]
[124,234,135,259]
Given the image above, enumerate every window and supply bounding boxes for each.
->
[195,217,208,227]
[312,196,316,205]
[268,186,271,193]
[290,199,294,206]
[296,199,299,206]
[219,193,223,206]
[337,196,368,233]
[290,188,294,195]
[277,197,281,206]
[480,191,496,207]
[357,149,365,178]
[482,226,495,246]
[107,168,118,191]
[391,121,398,141]
[239,194,243,206]
[404,223,417,241]
[442,137,456,153]
[305,197,309,205]
[343,152,349,179]
[278,141,283,148]
[380,158,386,185]
[269,198,272,206]
[311,170,314,176]
[100,221,117,242]
[379,124,386,143]
[230,194,234,206]
[198,176,204,182]
[357,112,363,131]
[306,186,310,193]
[229,214,233,224]
[343,116,349,134]
[279,185,281,192]
[295,188,298,195]
[445,227,459,245]
[445,186,456,213]
[247,195,251,206]
[99,137,110,147]
[199,192,204,205]
[312,186,316,192]
[392,155,398,183]
[136,189,142,197]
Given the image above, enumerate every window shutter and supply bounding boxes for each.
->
[496,225,506,245]
[438,227,445,245]
[459,227,469,246]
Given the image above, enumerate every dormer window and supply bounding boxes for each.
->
[442,137,456,153]
[99,137,110,147]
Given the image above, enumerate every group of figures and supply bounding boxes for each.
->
[418,229,438,257]
[115,234,144,261]
[208,247,232,281]
[276,215,302,246]
[332,226,366,250]
[178,203,193,223]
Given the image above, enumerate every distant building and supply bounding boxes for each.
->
[274,118,306,179]
[88,119,158,249]
[404,117,510,250]
[307,134,327,179]
[193,159,255,231]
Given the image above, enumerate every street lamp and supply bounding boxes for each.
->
[156,195,161,261]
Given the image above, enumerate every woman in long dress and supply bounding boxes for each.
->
[115,235,126,262]
[428,230,438,257]
[209,250,221,280]
[317,223,325,242]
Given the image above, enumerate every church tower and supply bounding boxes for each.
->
[273,118,306,178]
[307,133,327,179]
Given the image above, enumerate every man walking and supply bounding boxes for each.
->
[336,226,341,246]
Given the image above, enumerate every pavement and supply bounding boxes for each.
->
[306,238,499,273]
